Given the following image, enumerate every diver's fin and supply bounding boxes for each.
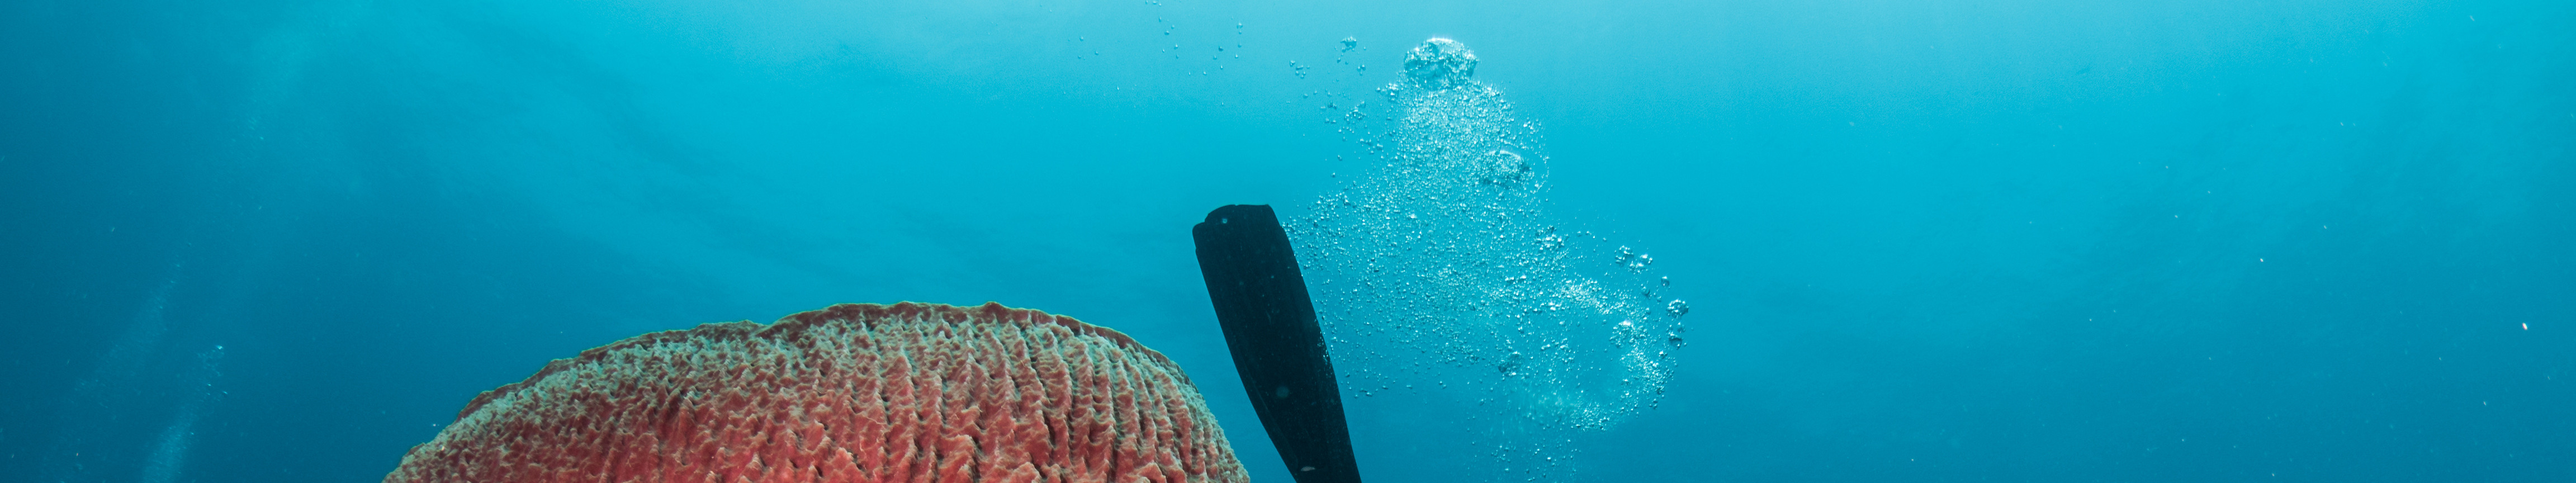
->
[1192,205,1363,483]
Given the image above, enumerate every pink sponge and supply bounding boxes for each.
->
[385,302,1246,483]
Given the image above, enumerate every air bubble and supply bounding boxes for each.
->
[1290,40,1684,482]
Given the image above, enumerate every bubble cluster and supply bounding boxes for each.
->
[1290,39,1688,440]
[1398,38,1478,89]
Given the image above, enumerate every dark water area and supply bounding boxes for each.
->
[3,1,2570,482]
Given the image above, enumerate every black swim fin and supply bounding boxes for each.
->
[1192,204,1363,483]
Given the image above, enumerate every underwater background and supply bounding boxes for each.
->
[3,0,2571,482]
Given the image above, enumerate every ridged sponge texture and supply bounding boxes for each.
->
[384,302,1247,483]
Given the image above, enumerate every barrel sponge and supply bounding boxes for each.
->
[383,301,1247,483]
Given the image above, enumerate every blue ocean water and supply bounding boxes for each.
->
[3,0,2570,481]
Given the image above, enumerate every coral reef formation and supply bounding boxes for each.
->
[384,302,1244,483]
